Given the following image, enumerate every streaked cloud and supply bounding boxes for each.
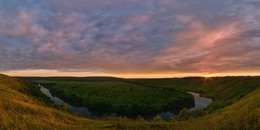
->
[0,0,259,76]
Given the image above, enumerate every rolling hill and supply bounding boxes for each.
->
[0,74,259,129]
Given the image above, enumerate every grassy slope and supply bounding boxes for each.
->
[0,74,94,129]
[38,80,193,115]
[1,74,259,129]
[166,88,260,129]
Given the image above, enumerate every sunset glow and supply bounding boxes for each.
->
[0,0,259,78]
[199,73,214,78]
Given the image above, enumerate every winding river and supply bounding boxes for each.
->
[39,85,212,121]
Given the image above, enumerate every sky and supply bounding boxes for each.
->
[0,0,260,78]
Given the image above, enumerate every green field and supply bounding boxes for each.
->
[37,80,194,116]
[129,77,260,107]
[1,75,259,129]
[29,76,260,115]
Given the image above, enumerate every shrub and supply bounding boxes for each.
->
[170,117,178,122]
[179,108,190,120]
[56,103,69,112]
[153,116,163,122]
[191,109,206,118]
[136,115,145,121]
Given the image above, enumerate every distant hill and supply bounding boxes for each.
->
[17,76,125,82]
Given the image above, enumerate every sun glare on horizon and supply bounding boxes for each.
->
[199,73,215,78]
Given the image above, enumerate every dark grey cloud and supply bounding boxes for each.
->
[0,0,259,74]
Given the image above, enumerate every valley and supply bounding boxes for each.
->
[3,75,256,129]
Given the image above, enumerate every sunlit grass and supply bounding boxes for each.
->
[0,74,259,129]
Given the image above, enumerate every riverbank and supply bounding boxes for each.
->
[40,85,212,121]
[37,80,195,117]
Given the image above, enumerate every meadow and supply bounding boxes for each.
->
[30,76,260,114]
[36,80,194,116]
[0,75,258,129]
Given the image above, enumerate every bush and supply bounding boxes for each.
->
[153,116,163,122]
[56,103,69,112]
[179,108,190,120]
[136,115,145,121]
[170,117,178,122]
[191,109,206,118]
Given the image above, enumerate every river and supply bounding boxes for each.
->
[39,85,212,121]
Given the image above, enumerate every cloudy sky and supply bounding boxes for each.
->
[0,0,259,78]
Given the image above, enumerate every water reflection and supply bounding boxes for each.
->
[188,92,212,111]
[40,86,117,118]
[150,92,212,121]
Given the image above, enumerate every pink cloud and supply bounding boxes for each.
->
[126,14,151,25]
[48,0,141,11]
[1,10,46,38]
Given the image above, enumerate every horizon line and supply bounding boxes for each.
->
[11,74,260,79]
